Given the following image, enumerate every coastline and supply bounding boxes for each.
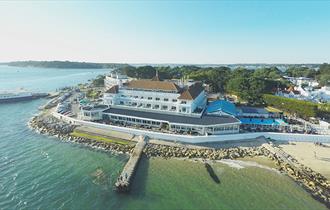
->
[28,109,330,208]
[28,114,135,155]
[280,142,330,179]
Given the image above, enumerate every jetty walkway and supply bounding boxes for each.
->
[115,136,147,192]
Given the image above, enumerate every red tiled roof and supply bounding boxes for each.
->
[125,80,181,92]
[178,83,204,100]
[105,85,119,94]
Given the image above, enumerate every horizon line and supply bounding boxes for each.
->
[0,60,328,66]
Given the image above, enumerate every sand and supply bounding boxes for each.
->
[279,142,330,179]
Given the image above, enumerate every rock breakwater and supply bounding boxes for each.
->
[29,115,134,154]
[29,113,330,207]
[267,146,330,208]
[143,143,270,159]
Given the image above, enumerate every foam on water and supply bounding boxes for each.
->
[216,159,279,173]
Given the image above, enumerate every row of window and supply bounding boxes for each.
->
[83,112,100,117]
[212,125,239,131]
[120,94,179,102]
[171,125,239,132]
[119,101,178,111]
[171,125,203,131]
[106,114,238,134]
[108,115,162,126]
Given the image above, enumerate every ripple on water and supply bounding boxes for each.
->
[0,66,328,210]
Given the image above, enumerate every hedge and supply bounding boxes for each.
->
[263,94,318,119]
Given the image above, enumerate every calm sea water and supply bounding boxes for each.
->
[0,65,327,210]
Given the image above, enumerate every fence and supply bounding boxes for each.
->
[52,112,330,144]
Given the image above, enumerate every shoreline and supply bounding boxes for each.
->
[28,112,330,208]
[28,115,135,156]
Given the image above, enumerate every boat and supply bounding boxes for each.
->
[0,90,48,103]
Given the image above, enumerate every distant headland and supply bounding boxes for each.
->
[0,60,324,70]
[1,61,128,69]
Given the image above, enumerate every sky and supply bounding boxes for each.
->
[0,1,330,64]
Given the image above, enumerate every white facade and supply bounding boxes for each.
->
[79,105,108,121]
[103,111,240,135]
[105,73,129,89]
[104,89,206,116]
[54,111,330,143]
[284,76,319,87]
[295,86,330,102]
[103,76,207,116]
[100,74,240,136]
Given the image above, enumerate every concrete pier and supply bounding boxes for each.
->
[115,136,146,192]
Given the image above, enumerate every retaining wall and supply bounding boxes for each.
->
[53,112,330,143]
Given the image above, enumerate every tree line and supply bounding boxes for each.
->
[285,63,330,86]
[118,65,289,105]
[116,64,330,119]
[263,94,330,120]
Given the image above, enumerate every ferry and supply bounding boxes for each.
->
[0,90,48,103]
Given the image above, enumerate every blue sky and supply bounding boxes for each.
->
[0,1,329,64]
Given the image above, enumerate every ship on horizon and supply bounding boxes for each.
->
[0,89,48,103]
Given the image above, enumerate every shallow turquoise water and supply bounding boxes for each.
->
[0,65,327,210]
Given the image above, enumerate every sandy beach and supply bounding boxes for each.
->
[279,142,330,179]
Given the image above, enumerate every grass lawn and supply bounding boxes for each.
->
[266,106,283,113]
[70,131,131,145]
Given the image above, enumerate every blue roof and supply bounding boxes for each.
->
[206,100,237,116]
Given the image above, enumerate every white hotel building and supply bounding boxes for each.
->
[82,73,240,136]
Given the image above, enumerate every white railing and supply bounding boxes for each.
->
[52,112,330,144]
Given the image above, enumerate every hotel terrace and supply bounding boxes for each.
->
[79,72,241,135]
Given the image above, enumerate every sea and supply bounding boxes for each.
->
[0,65,328,210]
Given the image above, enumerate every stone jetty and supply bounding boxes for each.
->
[115,136,146,192]
[29,112,330,207]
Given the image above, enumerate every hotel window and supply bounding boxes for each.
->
[164,98,169,101]
[148,97,152,100]
[172,99,177,102]
[171,106,176,111]
[162,105,168,110]
[141,96,144,99]
[156,97,160,101]
[181,101,187,104]
[182,107,186,112]
[146,104,151,108]
[154,105,160,109]
[120,101,124,105]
